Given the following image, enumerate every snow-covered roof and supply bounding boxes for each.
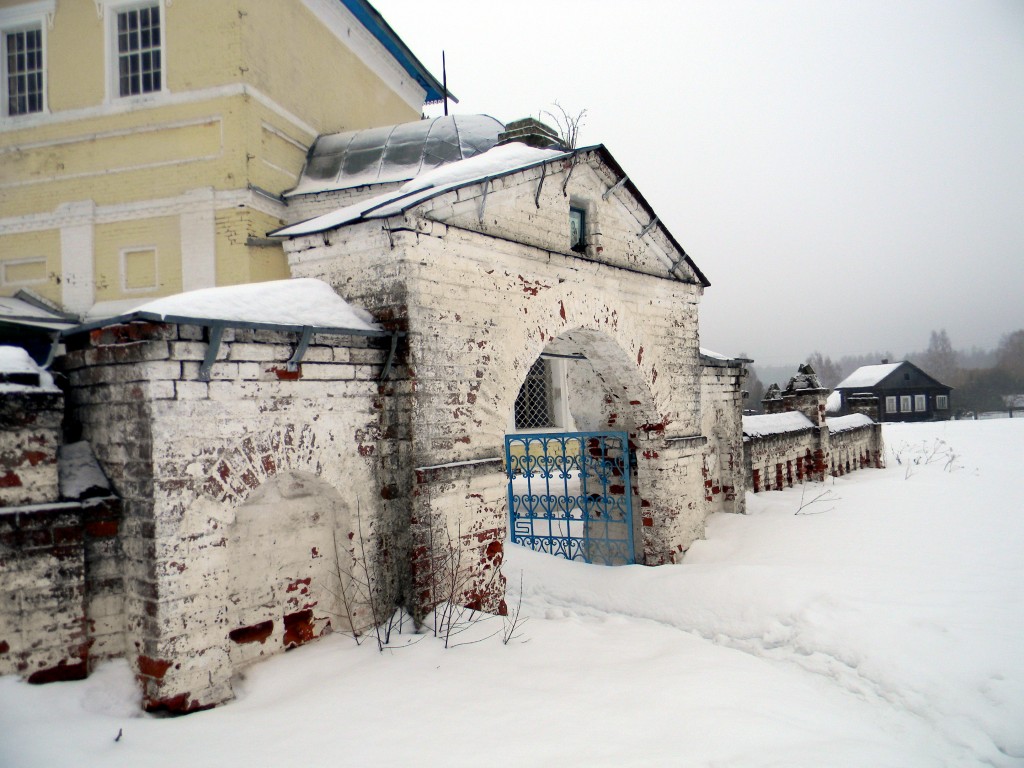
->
[274,143,569,238]
[0,294,77,331]
[70,279,382,335]
[826,413,876,433]
[275,139,712,288]
[287,115,504,197]
[700,348,752,365]
[825,390,842,413]
[0,345,58,392]
[0,345,42,374]
[742,412,815,437]
[835,363,902,389]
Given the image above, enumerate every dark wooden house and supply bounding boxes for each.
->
[833,361,952,422]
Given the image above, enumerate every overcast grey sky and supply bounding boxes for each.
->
[372,0,1024,366]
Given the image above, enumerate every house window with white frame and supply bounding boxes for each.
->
[4,25,42,115]
[885,396,897,414]
[115,4,162,97]
[900,395,912,412]
[936,395,948,410]
[914,394,926,412]
[1,1,51,118]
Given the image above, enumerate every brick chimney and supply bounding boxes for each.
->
[497,118,564,150]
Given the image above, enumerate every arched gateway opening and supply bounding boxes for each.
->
[504,329,660,566]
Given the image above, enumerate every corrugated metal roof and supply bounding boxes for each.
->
[287,114,504,196]
[0,295,77,332]
[276,142,568,235]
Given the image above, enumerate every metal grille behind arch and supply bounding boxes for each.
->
[505,431,635,565]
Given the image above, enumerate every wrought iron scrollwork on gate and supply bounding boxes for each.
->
[504,431,635,565]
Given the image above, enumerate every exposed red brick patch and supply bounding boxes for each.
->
[229,620,274,645]
[137,655,173,680]
[559,300,566,321]
[642,517,654,527]
[85,519,119,538]
[283,609,316,649]
[484,540,503,560]
[52,526,83,545]
[28,659,88,684]
[143,692,213,715]
[22,451,48,467]
[0,640,8,654]
[0,471,22,488]
[285,577,311,593]
[270,365,302,380]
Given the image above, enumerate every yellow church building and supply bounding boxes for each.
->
[0,0,445,318]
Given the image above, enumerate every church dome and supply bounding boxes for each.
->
[287,114,505,196]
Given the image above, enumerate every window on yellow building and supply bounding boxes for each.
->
[122,248,158,291]
[1,2,52,117]
[3,25,43,115]
[116,4,161,97]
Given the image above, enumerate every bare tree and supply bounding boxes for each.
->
[995,329,1024,385]
[541,102,588,149]
[919,329,959,384]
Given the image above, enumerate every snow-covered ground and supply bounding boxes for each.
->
[2,419,1022,767]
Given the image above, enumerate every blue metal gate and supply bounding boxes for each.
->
[505,431,635,565]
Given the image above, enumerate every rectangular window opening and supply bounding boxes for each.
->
[514,358,554,430]
[899,395,912,412]
[885,396,896,414]
[914,394,926,412]
[936,395,948,410]
[569,207,586,254]
[117,5,161,97]
[4,25,43,115]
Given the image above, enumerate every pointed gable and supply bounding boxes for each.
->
[274,134,709,287]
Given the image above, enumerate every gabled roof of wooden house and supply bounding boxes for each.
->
[835,361,949,391]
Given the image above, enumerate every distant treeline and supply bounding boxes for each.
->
[742,329,1024,415]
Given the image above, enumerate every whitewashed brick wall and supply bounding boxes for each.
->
[286,149,720,591]
[62,322,393,712]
